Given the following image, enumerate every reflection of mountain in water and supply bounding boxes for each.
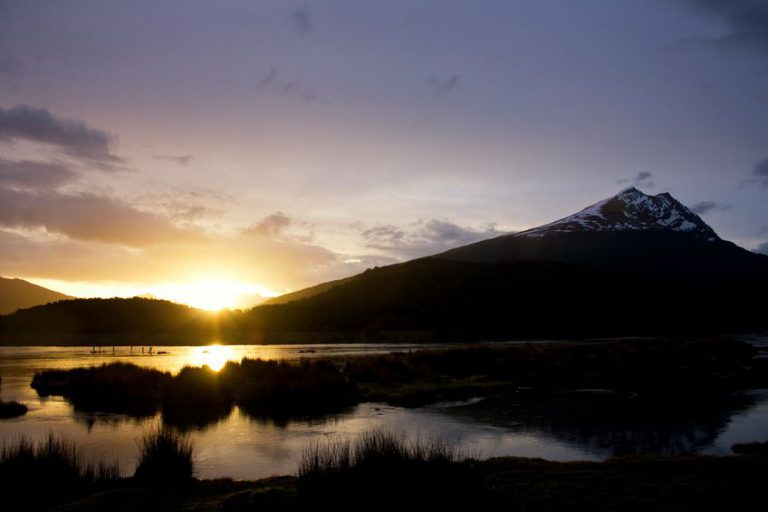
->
[441,391,759,456]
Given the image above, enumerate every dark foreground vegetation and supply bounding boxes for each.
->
[0,434,120,508]
[3,430,767,511]
[30,338,768,429]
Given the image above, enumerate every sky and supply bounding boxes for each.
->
[1,0,768,308]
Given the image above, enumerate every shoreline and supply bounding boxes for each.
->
[40,452,768,511]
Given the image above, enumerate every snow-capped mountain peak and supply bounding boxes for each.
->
[516,187,719,240]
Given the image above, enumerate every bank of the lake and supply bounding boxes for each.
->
[27,454,768,512]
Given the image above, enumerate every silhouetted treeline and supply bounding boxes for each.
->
[0,297,245,345]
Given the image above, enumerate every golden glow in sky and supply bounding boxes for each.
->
[30,277,278,311]
[152,279,276,311]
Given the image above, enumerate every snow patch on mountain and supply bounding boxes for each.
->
[517,187,719,241]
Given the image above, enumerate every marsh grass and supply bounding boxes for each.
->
[134,427,195,484]
[0,434,120,506]
[31,362,170,416]
[297,430,475,509]
[298,429,461,476]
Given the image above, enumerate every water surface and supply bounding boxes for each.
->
[1,344,766,480]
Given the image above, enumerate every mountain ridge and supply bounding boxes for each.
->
[239,187,768,340]
[3,188,767,343]
[513,187,718,240]
[0,276,73,315]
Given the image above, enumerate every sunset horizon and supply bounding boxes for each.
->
[2,2,768,510]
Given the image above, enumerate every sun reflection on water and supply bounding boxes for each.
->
[191,344,234,371]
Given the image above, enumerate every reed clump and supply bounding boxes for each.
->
[133,427,195,484]
[297,430,473,509]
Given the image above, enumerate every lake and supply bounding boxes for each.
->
[1,342,767,480]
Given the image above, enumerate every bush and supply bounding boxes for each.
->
[134,427,195,484]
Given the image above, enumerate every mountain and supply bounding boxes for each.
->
[264,276,356,305]
[0,277,73,315]
[0,297,243,345]
[3,188,767,344]
[513,187,717,240]
[436,187,766,281]
[249,188,768,340]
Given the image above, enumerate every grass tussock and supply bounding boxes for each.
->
[297,430,473,509]
[134,427,195,484]
[298,429,460,476]
[0,434,120,505]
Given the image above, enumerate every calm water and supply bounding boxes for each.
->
[1,343,767,480]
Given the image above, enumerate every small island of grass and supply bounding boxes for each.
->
[0,400,27,419]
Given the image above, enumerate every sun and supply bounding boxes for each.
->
[176,280,240,311]
[152,279,276,311]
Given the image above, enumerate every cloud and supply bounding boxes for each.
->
[751,158,768,188]
[0,105,121,166]
[361,219,504,258]
[152,154,193,166]
[244,212,293,237]
[427,74,461,97]
[617,171,656,189]
[291,7,313,36]
[255,67,327,104]
[756,241,768,255]
[0,158,76,190]
[0,227,345,292]
[137,189,226,222]
[690,200,731,215]
[677,0,768,54]
[0,187,199,247]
